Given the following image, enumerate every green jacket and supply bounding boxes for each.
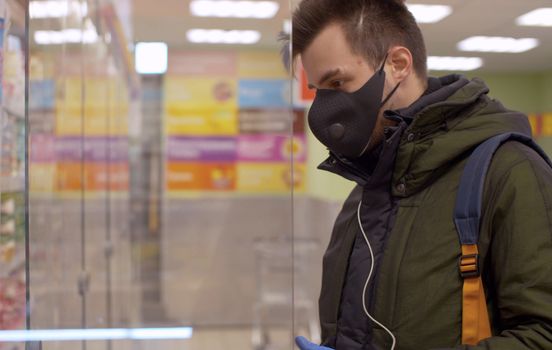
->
[319,77,552,349]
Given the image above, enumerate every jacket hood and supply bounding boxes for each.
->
[391,75,532,197]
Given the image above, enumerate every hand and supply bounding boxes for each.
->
[295,336,334,350]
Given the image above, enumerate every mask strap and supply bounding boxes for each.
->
[378,53,389,72]
[380,82,401,107]
[378,52,399,107]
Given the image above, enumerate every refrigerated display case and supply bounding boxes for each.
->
[1,0,301,349]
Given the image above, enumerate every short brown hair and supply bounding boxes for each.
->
[292,0,427,79]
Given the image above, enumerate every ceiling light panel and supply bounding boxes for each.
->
[427,56,483,71]
[187,29,261,45]
[34,19,98,45]
[457,36,539,53]
[406,4,452,23]
[34,29,98,45]
[190,0,279,19]
[516,8,552,27]
[30,0,88,19]
[135,42,168,75]
[283,19,291,35]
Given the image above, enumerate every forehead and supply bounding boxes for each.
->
[300,22,368,84]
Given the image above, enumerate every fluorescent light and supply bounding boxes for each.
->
[516,8,552,27]
[128,328,193,340]
[283,19,291,35]
[187,29,261,45]
[407,4,452,23]
[457,36,539,53]
[30,0,88,19]
[34,19,98,45]
[135,42,169,74]
[0,328,193,342]
[190,0,279,19]
[427,56,483,71]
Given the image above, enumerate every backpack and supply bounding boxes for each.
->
[454,132,552,345]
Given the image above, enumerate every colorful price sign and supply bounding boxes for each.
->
[164,77,237,109]
[56,162,129,192]
[542,114,552,137]
[238,79,290,109]
[168,51,237,77]
[239,109,305,134]
[164,107,238,136]
[166,137,237,162]
[237,135,306,162]
[236,163,305,193]
[238,51,288,79]
[166,162,236,191]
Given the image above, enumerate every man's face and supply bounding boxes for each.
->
[301,22,397,150]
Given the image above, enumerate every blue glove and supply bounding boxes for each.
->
[295,336,334,350]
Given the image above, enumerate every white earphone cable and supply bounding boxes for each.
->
[357,200,396,350]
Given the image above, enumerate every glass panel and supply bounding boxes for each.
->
[23,0,295,349]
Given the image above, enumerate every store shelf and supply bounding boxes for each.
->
[0,176,24,193]
[2,106,24,120]
[6,0,25,37]
[0,245,25,276]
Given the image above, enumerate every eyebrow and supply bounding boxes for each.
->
[307,68,342,90]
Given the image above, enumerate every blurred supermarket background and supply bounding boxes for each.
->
[0,0,550,349]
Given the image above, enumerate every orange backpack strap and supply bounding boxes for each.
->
[459,244,491,344]
[453,133,552,344]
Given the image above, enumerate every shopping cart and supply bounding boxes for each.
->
[251,237,320,350]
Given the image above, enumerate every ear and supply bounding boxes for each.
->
[386,46,413,82]
[292,56,304,81]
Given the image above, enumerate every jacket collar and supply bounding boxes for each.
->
[318,74,469,187]
[391,76,531,197]
[318,121,407,187]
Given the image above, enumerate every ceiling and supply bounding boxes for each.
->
[131,0,289,48]
[416,0,552,72]
[130,0,552,73]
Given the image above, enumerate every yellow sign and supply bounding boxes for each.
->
[165,107,238,136]
[164,77,237,109]
[56,77,129,136]
[238,52,288,79]
[528,114,539,137]
[164,77,238,135]
[542,114,552,136]
[29,164,55,193]
[236,163,305,193]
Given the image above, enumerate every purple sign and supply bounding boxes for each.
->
[166,137,237,162]
[55,137,129,162]
[237,135,306,162]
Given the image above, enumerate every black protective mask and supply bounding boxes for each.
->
[308,56,400,159]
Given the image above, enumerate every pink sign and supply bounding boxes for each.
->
[237,135,306,163]
[166,137,237,162]
[168,51,237,76]
[30,134,56,163]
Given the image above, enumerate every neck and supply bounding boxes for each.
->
[399,75,427,109]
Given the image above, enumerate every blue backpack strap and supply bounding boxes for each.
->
[453,132,552,344]
[454,132,552,246]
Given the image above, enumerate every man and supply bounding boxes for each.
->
[287,0,552,349]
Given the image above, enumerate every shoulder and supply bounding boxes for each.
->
[485,140,552,216]
[489,141,552,185]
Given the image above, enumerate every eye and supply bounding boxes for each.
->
[330,80,345,89]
